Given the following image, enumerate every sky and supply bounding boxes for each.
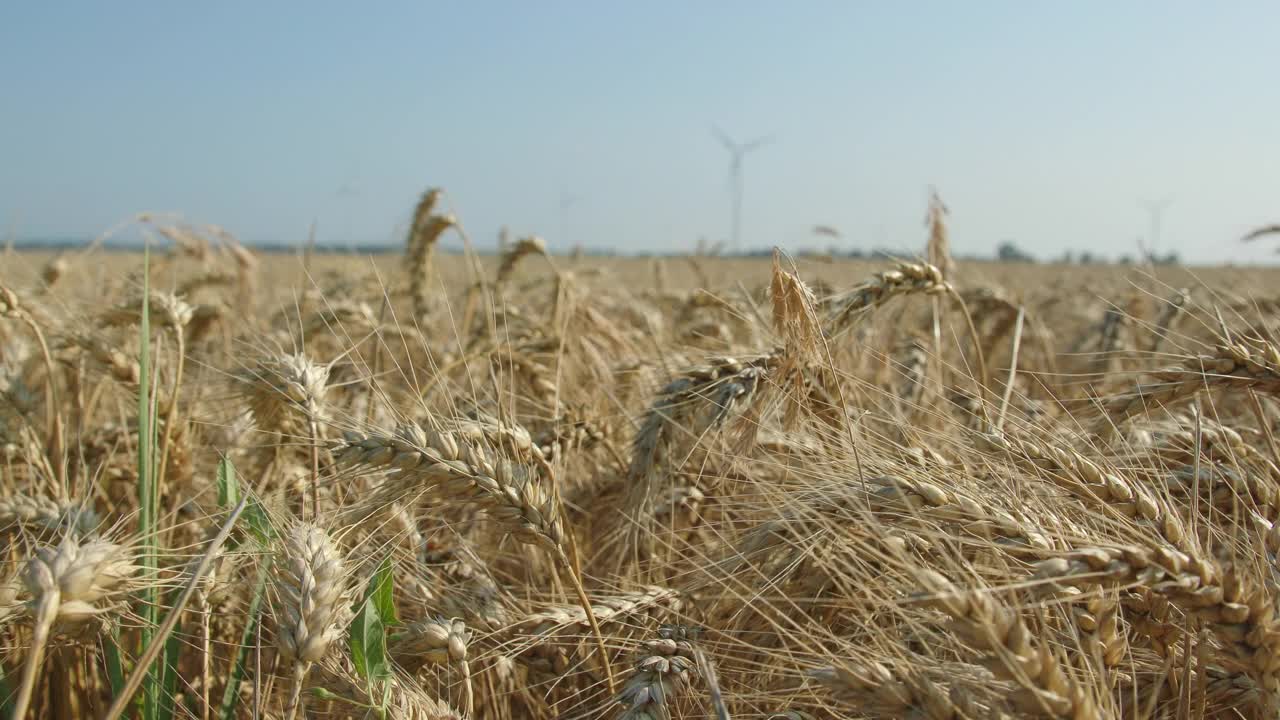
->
[2,2,1279,264]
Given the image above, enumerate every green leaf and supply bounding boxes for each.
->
[216,455,238,509]
[349,594,388,682]
[243,497,274,544]
[368,557,398,626]
[348,557,397,683]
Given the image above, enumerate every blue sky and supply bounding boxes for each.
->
[2,2,1278,263]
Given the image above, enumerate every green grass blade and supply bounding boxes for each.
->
[135,245,162,720]
[219,557,272,720]
[103,629,127,698]
[157,606,184,720]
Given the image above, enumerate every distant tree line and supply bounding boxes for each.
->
[13,237,1182,265]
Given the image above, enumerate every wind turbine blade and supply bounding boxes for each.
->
[1242,224,1280,243]
[711,125,736,152]
[741,135,776,153]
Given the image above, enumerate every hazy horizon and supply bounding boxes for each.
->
[4,2,1280,264]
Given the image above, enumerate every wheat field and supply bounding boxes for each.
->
[2,199,1280,719]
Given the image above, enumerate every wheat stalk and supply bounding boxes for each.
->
[0,284,63,488]
[390,616,473,715]
[273,523,351,720]
[808,661,981,719]
[1101,340,1280,426]
[615,630,698,720]
[13,537,135,719]
[0,494,97,537]
[914,569,1102,718]
[825,261,952,336]
[334,418,618,693]
[497,235,548,289]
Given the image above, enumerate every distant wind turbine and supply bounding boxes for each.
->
[1139,196,1174,260]
[559,188,578,246]
[713,126,773,253]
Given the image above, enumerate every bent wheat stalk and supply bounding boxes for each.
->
[1100,339,1280,427]
[334,420,619,693]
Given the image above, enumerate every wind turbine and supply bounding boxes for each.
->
[713,126,773,253]
[1139,195,1174,262]
[559,187,578,247]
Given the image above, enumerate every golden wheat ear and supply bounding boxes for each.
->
[273,522,352,720]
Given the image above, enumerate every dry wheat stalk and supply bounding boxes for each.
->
[914,569,1101,718]
[508,586,682,677]
[273,523,351,720]
[310,660,464,719]
[893,334,929,409]
[1071,594,1126,671]
[407,188,443,253]
[497,235,547,289]
[240,353,330,436]
[1140,418,1280,520]
[926,189,955,281]
[221,235,259,318]
[1148,288,1189,353]
[865,475,1051,552]
[808,661,984,719]
[1032,545,1280,694]
[384,680,467,720]
[1102,340,1280,425]
[176,269,237,296]
[0,284,63,481]
[334,418,618,692]
[185,302,223,343]
[240,352,330,515]
[10,197,1280,719]
[490,348,559,408]
[391,615,470,668]
[624,350,782,560]
[100,291,194,330]
[513,587,682,645]
[336,420,563,550]
[825,262,952,336]
[65,333,141,386]
[982,430,1191,550]
[406,189,455,320]
[535,409,610,462]
[390,616,473,714]
[615,629,699,720]
[0,494,98,537]
[13,537,135,718]
[151,222,211,263]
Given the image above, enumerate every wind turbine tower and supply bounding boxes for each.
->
[559,188,578,247]
[713,126,773,253]
[1140,196,1174,261]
